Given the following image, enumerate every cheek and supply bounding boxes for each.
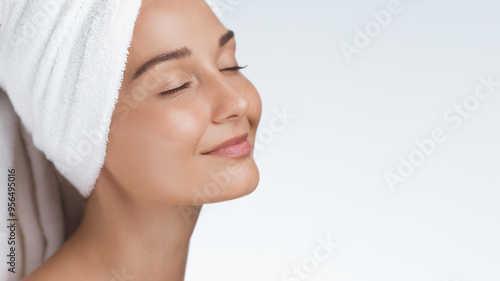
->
[106,95,208,202]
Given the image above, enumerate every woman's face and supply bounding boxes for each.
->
[98,0,262,205]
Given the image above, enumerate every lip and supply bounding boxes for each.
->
[202,133,251,158]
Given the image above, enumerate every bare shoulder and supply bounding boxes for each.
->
[21,259,71,281]
[21,251,86,281]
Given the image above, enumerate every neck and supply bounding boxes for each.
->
[64,171,202,281]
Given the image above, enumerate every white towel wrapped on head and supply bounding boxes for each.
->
[0,0,142,279]
[0,0,142,197]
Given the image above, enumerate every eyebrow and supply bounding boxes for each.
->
[132,30,235,81]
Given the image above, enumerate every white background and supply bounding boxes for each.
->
[187,1,500,281]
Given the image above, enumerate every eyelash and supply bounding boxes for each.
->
[159,81,192,96]
[158,65,247,96]
[221,64,247,72]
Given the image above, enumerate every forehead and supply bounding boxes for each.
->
[124,0,226,78]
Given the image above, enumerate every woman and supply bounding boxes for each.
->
[21,0,262,279]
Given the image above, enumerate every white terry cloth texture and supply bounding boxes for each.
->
[0,0,142,198]
[0,0,142,279]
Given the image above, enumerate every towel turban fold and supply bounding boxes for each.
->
[0,0,143,197]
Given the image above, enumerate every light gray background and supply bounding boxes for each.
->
[187,1,500,281]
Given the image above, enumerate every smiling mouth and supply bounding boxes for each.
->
[202,133,252,158]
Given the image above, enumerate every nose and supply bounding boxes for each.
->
[208,72,250,124]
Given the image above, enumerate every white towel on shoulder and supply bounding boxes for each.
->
[1,89,86,280]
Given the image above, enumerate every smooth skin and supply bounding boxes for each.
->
[23,0,262,280]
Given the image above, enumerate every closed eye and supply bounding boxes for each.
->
[221,65,247,72]
[159,82,191,96]
[158,65,247,97]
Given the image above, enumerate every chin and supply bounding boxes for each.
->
[202,160,260,204]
